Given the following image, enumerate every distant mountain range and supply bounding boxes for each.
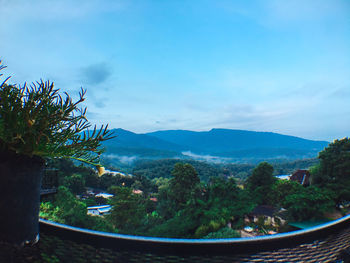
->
[101,128,329,164]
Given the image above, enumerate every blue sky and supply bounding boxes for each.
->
[1,0,349,141]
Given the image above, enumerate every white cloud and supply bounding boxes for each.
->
[182,151,231,164]
[103,154,138,164]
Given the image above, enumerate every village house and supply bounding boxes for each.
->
[290,169,310,186]
[95,192,114,199]
[132,189,143,195]
[275,170,311,187]
[87,205,112,216]
[245,205,287,228]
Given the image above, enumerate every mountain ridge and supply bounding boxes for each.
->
[146,128,328,153]
[101,128,329,162]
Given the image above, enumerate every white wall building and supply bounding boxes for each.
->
[87,205,112,216]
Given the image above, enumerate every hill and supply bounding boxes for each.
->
[101,128,329,164]
[147,129,328,153]
[101,128,184,158]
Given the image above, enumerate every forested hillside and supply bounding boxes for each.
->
[132,159,226,181]
[100,128,329,163]
[132,158,319,183]
[147,129,328,154]
[41,138,349,239]
[41,138,350,239]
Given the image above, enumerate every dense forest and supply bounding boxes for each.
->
[40,138,350,239]
[131,158,319,183]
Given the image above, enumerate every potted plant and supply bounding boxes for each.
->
[0,61,114,246]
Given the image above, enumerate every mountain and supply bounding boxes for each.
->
[101,128,183,158]
[102,128,329,163]
[146,129,328,154]
[104,129,182,150]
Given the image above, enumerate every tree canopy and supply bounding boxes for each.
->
[282,186,335,221]
[107,186,147,234]
[41,142,350,238]
[312,138,350,206]
[245,162,275,205]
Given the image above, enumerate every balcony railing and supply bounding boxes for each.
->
[2,214,350,262]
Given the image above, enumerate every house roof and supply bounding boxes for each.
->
[98,207,112,213]
[87,205,111,210]
[289,220,331,229]
[290,170,310,186]
[250,205,277,217]
[95,193,114,198]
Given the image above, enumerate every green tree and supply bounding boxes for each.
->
[131,173,157,196]
[245,162,276,205]
[39,201,62,223]
[63,173,86,195]
[203,227,240,239]
[82,169,100,189]
[48,186,88,227]
[283,186,335,221]
[156,163,201,219]
[192,177,254,238]
[84,215,115,233]
[206,177,249,222]
[270,179,303,207]
[149,171,254,238]
[41,186,115,232]
[107,186,146,234]
[99,173,134,190]
[156,179,176,219]
[313,138,350,205]
[318,138,350,182]
[147,210,199,238]
[169,163,200,208]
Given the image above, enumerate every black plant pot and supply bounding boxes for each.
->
[0,151,44,246]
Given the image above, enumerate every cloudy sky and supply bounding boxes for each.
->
[1,0,349,141]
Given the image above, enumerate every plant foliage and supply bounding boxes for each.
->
[0,61,114,165]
